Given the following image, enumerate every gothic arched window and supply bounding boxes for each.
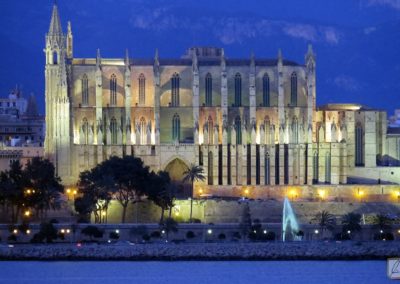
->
[325,152,331,183]
[172,113,180,142]
[235,116,242,145]
[171,73,180,106]
[207,116,213,144]
[208,151,213,185]
[140,117,146,144]
[263,73,270,107]
[205,73,212,106]
[110,117,117,144]
[138,74,146,106]
[110,74,117,106]
[290,72,297,106]
[313,151,319,184]
[82,118,89,144]
[82,74,89,106]
[234,73,242,107]
[355,123,364,166]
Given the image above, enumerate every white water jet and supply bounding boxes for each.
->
[282,197,301,241]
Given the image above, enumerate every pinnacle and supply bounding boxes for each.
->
[48,3,63,35]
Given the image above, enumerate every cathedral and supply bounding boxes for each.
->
[44,4,399,192]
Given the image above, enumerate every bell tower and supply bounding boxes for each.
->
[44,3,72,183]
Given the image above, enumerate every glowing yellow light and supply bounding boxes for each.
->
[318,189,325,199]
[24,210,30,217]
[199,189,203,194]
[174,211,180,216]
[358,190,364,197]
[66,189,71,194]
[73,190,77,195]
[26,229,31,234]
[13,229,18,234]
[102,211,106,216]
[60,229,65,234]
[26,189,31,194]
[393,191,400,198]
[66,229,70,234]
[244,189,249,195]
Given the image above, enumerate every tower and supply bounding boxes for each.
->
[44,3,72,183]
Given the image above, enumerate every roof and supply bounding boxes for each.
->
[48,4,63,35]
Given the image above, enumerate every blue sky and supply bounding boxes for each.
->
[0,0,399,114]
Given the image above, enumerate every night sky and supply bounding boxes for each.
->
[0,0,399,115]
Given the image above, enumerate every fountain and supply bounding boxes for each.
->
[282,197,301,241]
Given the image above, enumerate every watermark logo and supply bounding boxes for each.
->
[388,258,400,279]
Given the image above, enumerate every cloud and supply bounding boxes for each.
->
[128,6,341,45]
[366,0,400,10]
[333,75,360,92]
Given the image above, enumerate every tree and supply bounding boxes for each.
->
[81,225,104,241]
[312,210,336,238]
[182,164,205,223]
[160,217,178,241]
[341,212,362,239]
[24,157,64,221]
[147,171,174,223]
[31,221,59,243]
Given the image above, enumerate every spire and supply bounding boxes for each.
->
[66,21,73,58]
[305,43,316,72]
[48,3,63,36]
[277,48,283,63]
[221,48,226,71]
[96,48,101,69]
[154,48,160,67]
[125,49,130,66]
[250,51,255,69]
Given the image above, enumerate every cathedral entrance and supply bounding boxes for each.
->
[164,158,190,198]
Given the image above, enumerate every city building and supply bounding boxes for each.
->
[44,4,399,192]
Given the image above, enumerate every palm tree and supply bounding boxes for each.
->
[371,214,392,232]
[182,164,205,223]
[160,217,178,242]
[312,210,336,238]
[341,212,362,239]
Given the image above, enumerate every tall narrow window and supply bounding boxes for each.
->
[110,74,117,106]
[325,152,331,183]
[110,117,117,144]
[313,151,319,184]
[263,73,270,107]
[53,52,58,64]
[208,116,213,144]
[234,73,242,107]
[82,118,89,144]
[355,123,364,166]
[292,117,298,144]
[290,72,297,106]
[82,74,89,105]
[138,73,145,106]
[265,152,270,185]
[205,73,212,106]
[171,73,180,106]
[208,151,213,185]
[140,117,146,144]
[235,116,242,144]
[172,113,180,142]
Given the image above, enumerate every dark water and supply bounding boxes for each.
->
[0,261,391,284]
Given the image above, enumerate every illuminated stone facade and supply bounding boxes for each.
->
[44,4,399,188]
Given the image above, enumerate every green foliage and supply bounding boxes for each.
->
[182,164,205,223]
[312,211,337,236]
[371,214,392,231]
[81,225,104,240]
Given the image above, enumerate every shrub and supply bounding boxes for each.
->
[32,222,59,243]
[81,226,104,240]
[109,232,119,240]
[142,234,150,241]
[150,231,161,238]
[233,232,241,239]
[192,218,202,223]
[265,231,276,241]
[218,233,226,240]
[374,232,394,241]
[7,234,17,242]
[186,231,195,239]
